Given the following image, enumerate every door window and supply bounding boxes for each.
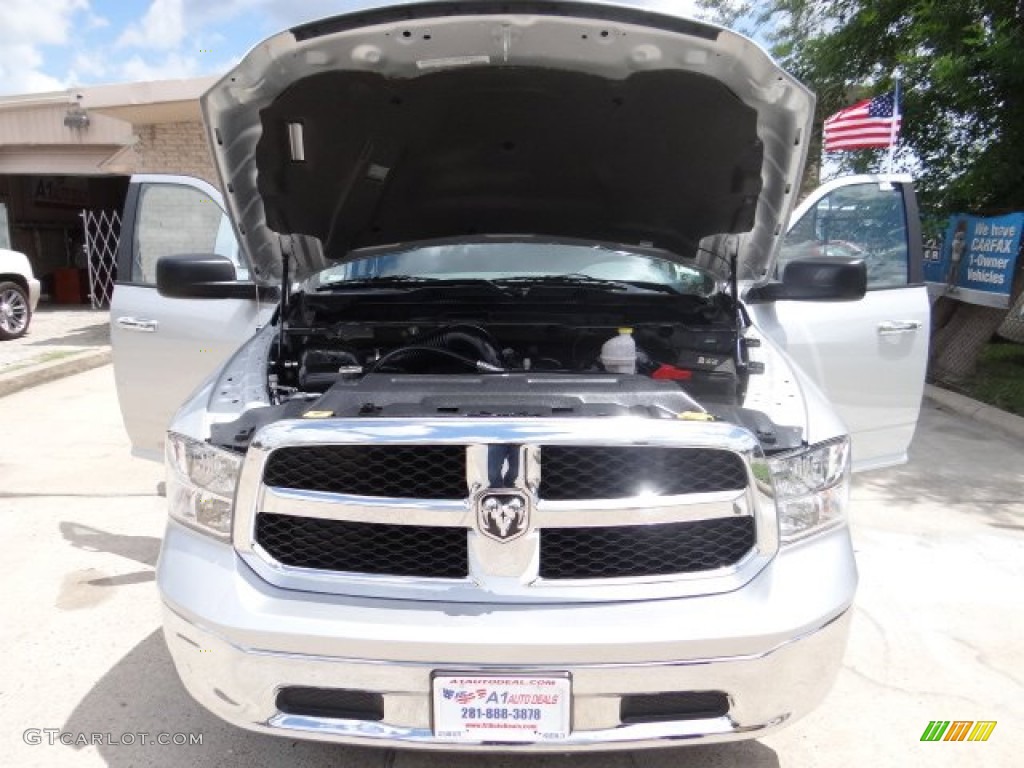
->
[132,184,245,284]
[779,182,909,289]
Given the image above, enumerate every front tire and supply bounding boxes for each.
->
[0,281,31,340]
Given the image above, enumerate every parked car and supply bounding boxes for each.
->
[111,0,929,752]
[0,247,40,340]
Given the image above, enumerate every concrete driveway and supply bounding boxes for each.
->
[1,366,1021,767]
[0,307,110,396]
[0,307,109,371]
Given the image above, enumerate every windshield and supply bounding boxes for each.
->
[312,242,719,295]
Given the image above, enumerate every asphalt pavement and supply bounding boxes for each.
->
[0,365,1021,767]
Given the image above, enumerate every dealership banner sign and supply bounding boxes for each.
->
[923,212,1023,308]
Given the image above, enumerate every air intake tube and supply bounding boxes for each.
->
[413,325,504,368]
[367,346,503,374]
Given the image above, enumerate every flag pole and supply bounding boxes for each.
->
[885,73,901,174]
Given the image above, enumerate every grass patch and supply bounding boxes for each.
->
[0,349,79,375]
[963,340,1024,417]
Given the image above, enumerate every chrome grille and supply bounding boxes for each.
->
[262,445,747,501]
[539,518,756,579]
[255,513,468,578]
[539,446,747,500]
[254,514,754,581]
[237,418,774,603]
[263,444,466,499]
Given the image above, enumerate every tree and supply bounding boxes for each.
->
[699,0,1024,381]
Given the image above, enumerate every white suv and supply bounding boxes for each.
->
[0,247,40,340]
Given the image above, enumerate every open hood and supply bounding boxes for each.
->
[202,1,814,285]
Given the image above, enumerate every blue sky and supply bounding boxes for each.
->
[0,1,358,95]
[0,0,702,96]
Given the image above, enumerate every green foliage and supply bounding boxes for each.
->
[964,340,1024,416]
[698,0,1024,216]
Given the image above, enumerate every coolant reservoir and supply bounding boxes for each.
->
[600,327,637,374]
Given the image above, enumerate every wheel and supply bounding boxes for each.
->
[0,281,31,340]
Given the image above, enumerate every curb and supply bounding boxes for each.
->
[924,383,1024,442]
[0,348,112,399]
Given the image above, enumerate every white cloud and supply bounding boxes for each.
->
[0,44,67,93]
[69,51,110,81]
[252,0,705,24]
[117,0,187,50]
[0,0,88,95]
[119,52,202,82]
[183,0,267,24]
[86,12,110,29]
[0,0,87,44]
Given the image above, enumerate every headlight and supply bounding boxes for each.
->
[165,432,243,540]
[769,437,850,543]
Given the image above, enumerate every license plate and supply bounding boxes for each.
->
[432,673,571,743]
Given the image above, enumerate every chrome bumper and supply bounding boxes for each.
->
[27,278,40,312]
[159,520,856,751]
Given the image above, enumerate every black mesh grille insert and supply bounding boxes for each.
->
[255,513,468,578]
[539,517,755,579]
[539,447,747,500]
[620,691,730,724]
[276,687,383,721]
[263,444,466,499]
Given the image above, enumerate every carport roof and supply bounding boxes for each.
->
[0,76,217,175]
[0,76,217,125]
[76,77,218,124]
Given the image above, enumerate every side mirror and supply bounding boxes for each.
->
[745,257,867,303]
[156,254,274,300]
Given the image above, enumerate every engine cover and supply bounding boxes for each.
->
[309,373,705,419]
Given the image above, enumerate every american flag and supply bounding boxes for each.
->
[823,91,901,152]
[442,687,488,704]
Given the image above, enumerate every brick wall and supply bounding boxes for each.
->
[133,121,218,186]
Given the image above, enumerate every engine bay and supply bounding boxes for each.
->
[207,281,802,453]
[270,283,744,399]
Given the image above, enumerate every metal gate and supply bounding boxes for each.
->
[81,209,122,309]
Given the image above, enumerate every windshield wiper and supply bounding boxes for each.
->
[316,274,516,295]
[316,275,443,291]
[496,274,677,294]
[316,273,678,294]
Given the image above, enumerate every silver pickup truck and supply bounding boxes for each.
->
[110,0,929,752]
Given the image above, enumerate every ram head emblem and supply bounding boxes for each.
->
[477,492,529,542]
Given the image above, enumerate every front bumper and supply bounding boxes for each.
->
[159,520,856,751]
[27,278,40,312]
